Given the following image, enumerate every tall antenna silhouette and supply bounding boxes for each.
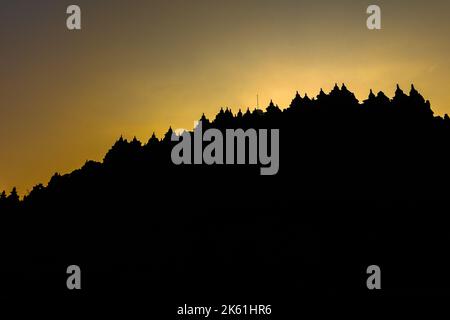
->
[256,94,259,108]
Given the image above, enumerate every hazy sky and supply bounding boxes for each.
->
[1,0,450,194]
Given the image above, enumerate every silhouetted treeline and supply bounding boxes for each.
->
[1,84,449,301]
[1,84,447,208]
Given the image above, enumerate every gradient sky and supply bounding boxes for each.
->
[1,0,450,195]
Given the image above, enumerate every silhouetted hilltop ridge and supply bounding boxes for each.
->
[2,84,450,297]
[0,84,449,211]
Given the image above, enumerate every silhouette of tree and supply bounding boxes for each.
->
[0,190,6,210]
[8,187,19,203]
[147,132,159,148]
[162,127,173,143]
[266,100,281,114]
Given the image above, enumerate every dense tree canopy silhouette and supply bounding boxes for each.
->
[1,84,449,302]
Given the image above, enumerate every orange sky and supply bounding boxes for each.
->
[1,0,450,195]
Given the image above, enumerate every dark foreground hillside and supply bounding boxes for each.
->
[1,84,449,311]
